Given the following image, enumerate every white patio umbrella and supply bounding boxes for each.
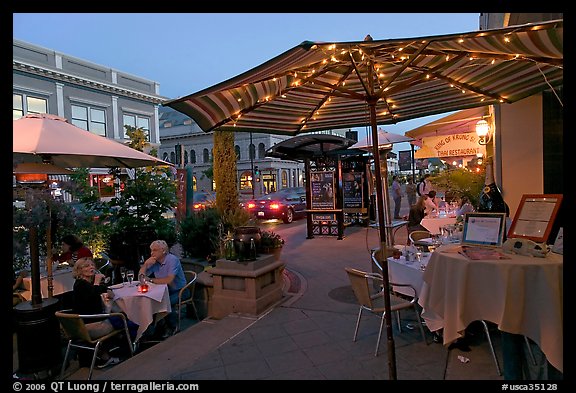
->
[13,113,173,306]
[13,113,172,168]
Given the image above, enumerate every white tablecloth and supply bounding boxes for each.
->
[386,254,430,298]
[419,245,563,373]
[420,216,457,235]
[111,283,171,340]
[21,268,74,301]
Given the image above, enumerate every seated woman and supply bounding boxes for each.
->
[424,191,439,216]
[72,257,138,367]
[407,195,429,235]
[53,234,93,266]
[456,196,475,218]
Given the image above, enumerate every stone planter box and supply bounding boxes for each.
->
[208,254,285,319]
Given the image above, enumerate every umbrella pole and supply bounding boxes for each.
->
[368,100,397,379]
[46,203,54,298]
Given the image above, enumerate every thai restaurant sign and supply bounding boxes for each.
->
[420,132,486,158]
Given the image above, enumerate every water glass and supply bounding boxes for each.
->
[126,271,135,286]
[120,267,127,284]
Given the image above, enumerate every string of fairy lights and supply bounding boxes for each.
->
[221,21,561,132]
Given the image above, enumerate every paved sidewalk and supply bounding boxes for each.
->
[91,222,507,381]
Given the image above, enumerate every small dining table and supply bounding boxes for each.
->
[110,282,171,341]
[386,253,430,298]
[420,215,457,235]
[20,267,74,301]
[419,245,563,373]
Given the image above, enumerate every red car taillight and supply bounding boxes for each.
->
[269,202,281,210]
[193,203,203,210]
[247,202,256,209]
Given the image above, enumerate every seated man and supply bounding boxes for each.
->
[139,240,188,338]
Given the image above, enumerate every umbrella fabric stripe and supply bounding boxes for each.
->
[508,27,563,58]
[431,27,562,59]
[474,62,558,99]
[165,20,562,135]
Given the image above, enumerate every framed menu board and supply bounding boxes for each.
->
[310,171,335,210]
[508,194,563,243]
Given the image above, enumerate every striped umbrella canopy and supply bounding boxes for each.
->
[164,19,562,380]
[165,19,562,136]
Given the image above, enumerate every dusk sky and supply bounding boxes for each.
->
[13,13,481,153]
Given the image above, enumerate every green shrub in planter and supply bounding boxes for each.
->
[178,208,221,259]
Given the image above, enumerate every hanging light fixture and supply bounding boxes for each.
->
[476,119,491,145]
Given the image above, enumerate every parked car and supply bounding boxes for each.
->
[191,191,216,212]
[245,187,307,223]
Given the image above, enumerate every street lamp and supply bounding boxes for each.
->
[476,119,492,145]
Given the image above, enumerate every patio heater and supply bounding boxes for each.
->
[13,162,70,377]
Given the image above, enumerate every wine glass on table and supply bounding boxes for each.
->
[126,270,135,286]
[415,246,426,271]
[120,267,126,285]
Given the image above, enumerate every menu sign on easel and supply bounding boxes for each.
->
[310,171,335,210]
[508,194,563,243]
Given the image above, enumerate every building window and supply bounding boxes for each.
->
[90,174,115,198]
[123,114,150,141]
[249,144,255,160]
[190,150,196,164]
[163,152,169,162]
[71,104,106,136]
[258,143,266,159]
[170,151,176,163]
[239,171,253,191]
[282,170,288,188]
[184,150,188,165]
[13,93,48,119]
[203,148,210,163]
[235,145,241,160]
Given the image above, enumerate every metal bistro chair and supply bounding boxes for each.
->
[345,267,427,356]
[55,309,133,380]
[174,270,199,333]
[409,230,432,251]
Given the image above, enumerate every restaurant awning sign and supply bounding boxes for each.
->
[417,132,486,159]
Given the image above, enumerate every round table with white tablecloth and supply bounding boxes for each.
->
[110,282,171,341]
[419,245,563,373]
[20,267,74,301]
[420,216,457,235]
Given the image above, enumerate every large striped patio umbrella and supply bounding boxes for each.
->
[164,19,563,379]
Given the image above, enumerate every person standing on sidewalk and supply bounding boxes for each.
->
[417,174,434,197]
[405,177,417,208]
[392,175,402,219]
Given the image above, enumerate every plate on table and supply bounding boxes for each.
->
[109,283,124,289]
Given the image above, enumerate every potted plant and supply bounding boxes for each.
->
[258,230,284,261]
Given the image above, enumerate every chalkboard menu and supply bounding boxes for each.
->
[310,171,335,210]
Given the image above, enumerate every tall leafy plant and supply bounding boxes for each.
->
[213,130,239,214]
[429,167,484,207]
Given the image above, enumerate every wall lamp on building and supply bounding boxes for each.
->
[475,118,492,145]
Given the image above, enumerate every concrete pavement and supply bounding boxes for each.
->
[89,217,508,381]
